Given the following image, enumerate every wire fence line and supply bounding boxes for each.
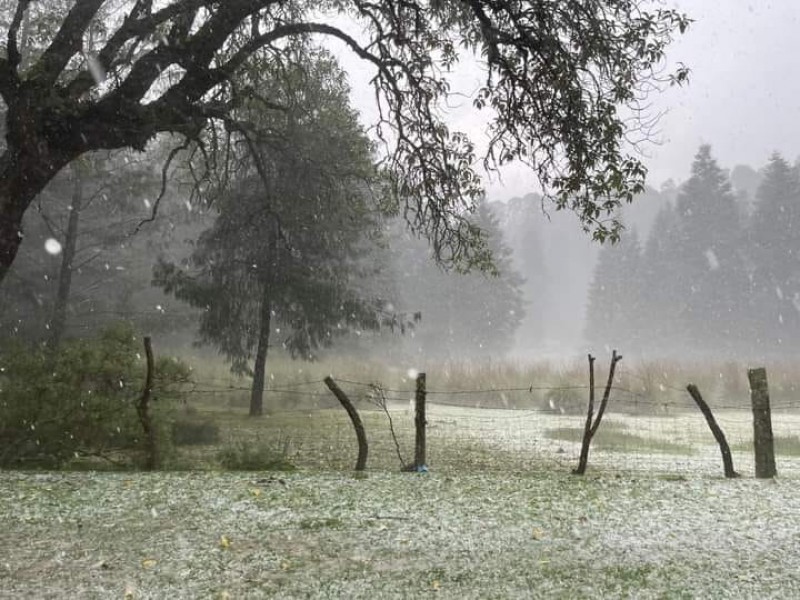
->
[174,374,800,411]
[169,372,800,478]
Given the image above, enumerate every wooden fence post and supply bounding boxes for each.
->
[573,350,621,475]
[414,373,427,469]
[748,367,777,478]
[574,354,596,476]
[136,336,157,470]
[324,376,368,471]
[686,384,738,478]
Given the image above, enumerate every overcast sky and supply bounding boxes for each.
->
[335,2,800,201]
[494,1,800,199]
[645,1,800,188]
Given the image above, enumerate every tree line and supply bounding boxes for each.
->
[586,145,800,357]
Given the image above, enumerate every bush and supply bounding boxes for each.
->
[217,439,295,471]
[171,419,220,446]
[0,323,190,468]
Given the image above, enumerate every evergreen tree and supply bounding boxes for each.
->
[500,195,548,349]
[585,229,643,352]
[748,154,800,351]
[388,202,525,361]
[673,146,747,353]
[640,202,685,352]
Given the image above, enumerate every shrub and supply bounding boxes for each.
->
[217,439,295,471]
[0,322,190,468]
[171,419,220,446]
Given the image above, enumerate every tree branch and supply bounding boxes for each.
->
[32,0,106,86]
[134,138,191,233]
[7,0,32,71]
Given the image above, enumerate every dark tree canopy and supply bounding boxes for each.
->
[0,0,689,284]
[153,48,395,414]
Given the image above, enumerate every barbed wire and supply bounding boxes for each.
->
[167,375,800,412]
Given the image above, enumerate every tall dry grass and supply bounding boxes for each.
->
[166,348,800,415]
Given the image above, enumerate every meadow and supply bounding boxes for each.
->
[4,353,800,597]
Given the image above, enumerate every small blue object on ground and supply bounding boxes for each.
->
[416,464,429,473]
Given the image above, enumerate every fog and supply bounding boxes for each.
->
[318,1,800,362]
[2,1,799,367]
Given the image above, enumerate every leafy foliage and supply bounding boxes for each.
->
[0,0,690,285]
[587,146,800,357]
[585,229,644,351]
[0,322,189,468]
[154,50,398,374]
[0,149,188,342]
[216,439,295,472]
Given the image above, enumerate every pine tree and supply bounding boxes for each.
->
[388,201,525,361]
[585,229,643,352]
[673,146,747,353]
[640,202,685,352]
[500,195,548,349]
[748,154,800,352]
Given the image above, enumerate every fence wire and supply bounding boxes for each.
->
[175,371,800,478]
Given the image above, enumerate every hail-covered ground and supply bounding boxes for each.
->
[2,469,800,598]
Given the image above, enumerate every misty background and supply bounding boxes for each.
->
[2,1,799,365]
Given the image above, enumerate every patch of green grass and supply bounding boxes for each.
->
[171,419,220,446]
[298,517,344,531]
[216,439,296,471]
[658,473,689,482]
[603,563,656,585]
[733,435,800,456]
[545,426,694,456]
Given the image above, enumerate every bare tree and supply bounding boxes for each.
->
[0,1,689,284]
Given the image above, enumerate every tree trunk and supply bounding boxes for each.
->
[249,216,279,417]
[0,145,75,286]
[0,184,29,287]
[249,292,271,417]
[49,164,83,352]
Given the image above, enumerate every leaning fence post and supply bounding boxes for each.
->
[324,376,368,471]
[748,367,777,478]
[414,373,427,470]
[687,384,738,478]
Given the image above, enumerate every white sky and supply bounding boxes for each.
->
[646,1,800,188]
[334,1,800,201]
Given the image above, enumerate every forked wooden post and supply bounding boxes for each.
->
[324,376,368,471]
[748,367,777,478]
[574,350,622,475]
[414,373,427,469]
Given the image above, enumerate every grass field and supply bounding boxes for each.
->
[5,353,800,597]
[3,470,800,598]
